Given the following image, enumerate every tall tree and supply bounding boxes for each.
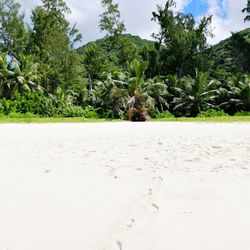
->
[152,0,212,77]
[242,0,250,22]
[99,0,138,68]
[151,0,175,76]
[82,43,110,106]
[0,0,28,58]
[29,0,82,93]
[99,0,126,37]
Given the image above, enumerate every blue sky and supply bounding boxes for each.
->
[184,0,209,17]
[184,0,227,19]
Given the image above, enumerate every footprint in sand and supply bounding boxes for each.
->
[126,218,135,229]
[151,203,160,212]
[104,240,122,250]
[185,157,201,163]
[152,176,163,183]
[147,188,152,196]
[116,240,122,250]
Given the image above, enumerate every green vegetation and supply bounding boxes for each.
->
[0,115,249,124]
[154,116,250,123]
[0,0,249,122]
[0,116,113,123]
[197,109,228,117]
[211,28,250,75]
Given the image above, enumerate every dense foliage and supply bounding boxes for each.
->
[0,0,249,120]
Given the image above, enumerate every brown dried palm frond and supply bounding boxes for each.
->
[126,95,151,121]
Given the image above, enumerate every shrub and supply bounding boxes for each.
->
[197,109,229,117]
[152,110,175,119]
[0,92,66,117]
[7,112,39,118]
[0,102,3,113]
[58,105,85,117]
[0,91,57,116]
[0,92,102,118]
[234,111,250,116]
[1,98,18,114]
[82,106,100,118]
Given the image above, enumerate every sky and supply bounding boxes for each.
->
[18,0,249,46]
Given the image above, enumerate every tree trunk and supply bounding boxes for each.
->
[178,54,187,79]
[153,34,163,77]
[88,70,95,107]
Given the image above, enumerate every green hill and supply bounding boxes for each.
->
[76,29,250,76]
[76,34,156,70]
[211,28,250,74]
[77,34,155,55]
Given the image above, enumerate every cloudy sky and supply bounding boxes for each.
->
[19,0,249,46]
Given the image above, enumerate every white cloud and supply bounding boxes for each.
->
[17,0,250,47]
[207,0,249,44]
[18,0,189,45]
[119,0,189,41]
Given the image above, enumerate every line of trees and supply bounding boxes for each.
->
[0,0,249,119]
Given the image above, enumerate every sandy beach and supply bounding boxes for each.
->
[0,122,250,250]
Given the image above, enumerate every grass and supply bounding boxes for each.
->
[0,116,118,123]
[0,115,250,123]
[153,116,250,123]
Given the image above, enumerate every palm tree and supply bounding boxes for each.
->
[172,69,219,116]
[93,72,129,118]
[0,53,42,98]
[0,54,15,98]
[165,74,181,112]
[126,59,151,121]
[144,77,169,113]
[220,73,250,113]
[12,54,42,94]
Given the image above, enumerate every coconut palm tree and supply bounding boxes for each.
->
[144,77,169,113]
[126,59,151,121]
[0,54,42,98]
[93,71,129,118]
[172,69,219,116]
[165,74,182,112]
[12,54,42,94]
[0,54,15,98]
[220,73,250,113]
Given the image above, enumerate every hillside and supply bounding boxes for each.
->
[77,29,250,76]
[76,34,156,72]
[77,34,155,55]
[211,28,250,74]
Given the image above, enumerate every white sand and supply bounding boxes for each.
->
[0,122,250,250]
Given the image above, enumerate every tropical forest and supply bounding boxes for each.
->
[0,0,250,121]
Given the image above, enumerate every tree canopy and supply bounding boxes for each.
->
[0,0,28,58]
[0,0,249,120]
